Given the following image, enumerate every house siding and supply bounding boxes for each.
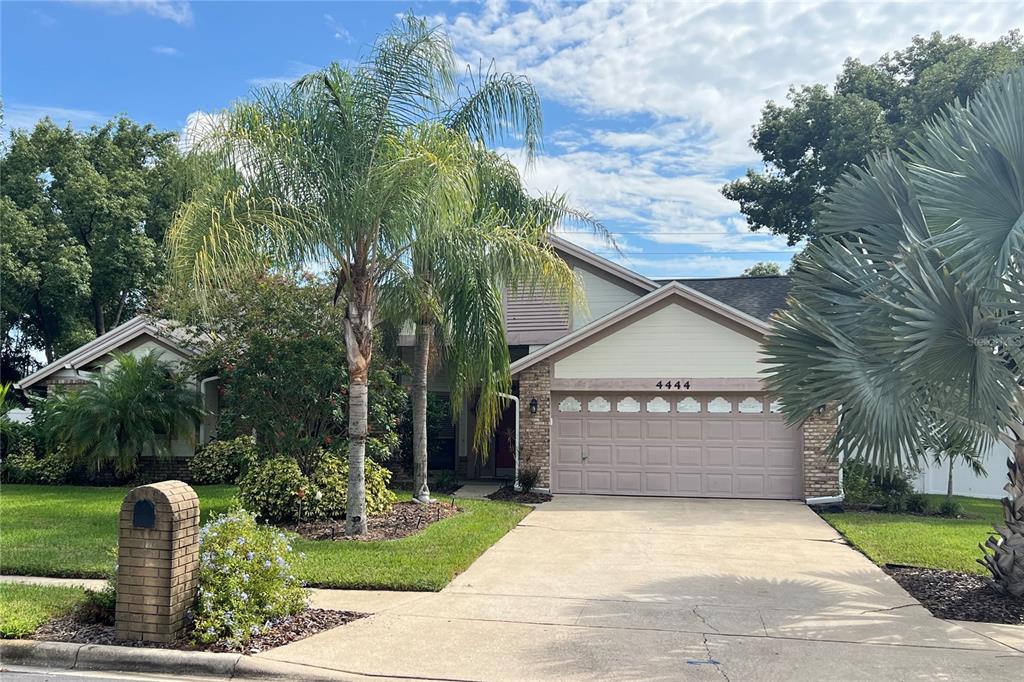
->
[554,301,764,379]
[572,267,642,329]
[504,286,570,344]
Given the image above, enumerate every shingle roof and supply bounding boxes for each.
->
[655,276,793,321]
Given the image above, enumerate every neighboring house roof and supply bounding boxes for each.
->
[16,315,205,390]
[550,236,659,293]
[654,276,792,322]
[509,281,770,376]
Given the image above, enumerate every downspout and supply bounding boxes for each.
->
[498,392,520,490]
[806,464,845,506]
[198,376,219,444]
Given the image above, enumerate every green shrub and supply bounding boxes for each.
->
[193,509,307,647]
[78,569,116,626]
[904,493,930,514]
[938,498,964,518]
[190,435,258,484]
[238,450,397,524]
[842,459,916,508]
[0,439,72,485]
[517,464,541,493]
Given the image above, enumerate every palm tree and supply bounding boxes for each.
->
[761,67,1023,595]
[405,149,601,502]
[922,424,986,503]
[46,351,200,476]
[169,17,568,533]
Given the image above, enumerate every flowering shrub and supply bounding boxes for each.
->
[193,509,307,646]
[238,450,396,524]
[189,435,259,484]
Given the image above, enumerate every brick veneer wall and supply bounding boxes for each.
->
[802,403,841,499]
[518,361,552,490]
[115,480,200,643]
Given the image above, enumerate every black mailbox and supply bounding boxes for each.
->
[132,499,156,528]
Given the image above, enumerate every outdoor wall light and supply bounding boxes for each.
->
[529,398,539,414]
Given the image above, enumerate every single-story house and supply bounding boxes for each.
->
[15,236,1007,499]
[14,315,220,479]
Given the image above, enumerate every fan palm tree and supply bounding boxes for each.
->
[761,68,1023,595]
[169,16,572,533]
[46,351,200,476]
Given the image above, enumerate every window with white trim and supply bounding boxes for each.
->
[646,396,671,413]
[558,396,582,413]
[707,396,732,413]
[738,397,763,413]
[617,396,641,413]
[677,397,701,413]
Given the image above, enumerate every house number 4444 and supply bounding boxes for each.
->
[655,380,691,389]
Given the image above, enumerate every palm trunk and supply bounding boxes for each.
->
[946,456,954,501]
[344,271,375,536]
[1016,440,1024,471]
[412,320,434,503]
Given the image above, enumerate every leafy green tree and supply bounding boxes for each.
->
[46,350,201,476]
[188,274,406,475]
[170,17,555,533]
[723,31,1024,245]
[741,262,782,277]
[762,68,1023,596]
[0,116,180,372]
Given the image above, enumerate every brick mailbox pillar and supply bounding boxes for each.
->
[115,480,200,643]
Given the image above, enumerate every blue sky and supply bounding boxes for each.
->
[3,1,1022,277]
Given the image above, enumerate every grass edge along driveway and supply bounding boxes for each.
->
[820,494,1003,575]
[0,484,530,591]
[0,582,89,638]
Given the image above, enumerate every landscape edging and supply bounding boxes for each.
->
[0,639,363,680]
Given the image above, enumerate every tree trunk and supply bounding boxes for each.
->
[412,320,434,503]
[344,272,375,536]
[93,297,106,336]
[946,456,954,501]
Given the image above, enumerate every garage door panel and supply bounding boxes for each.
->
[704,420,734,440]
[645,445,672,466]
[615,445,642,466]
[551,393,802,499]
[736,421,765,441]
[616,420,643,439]
[704,446,733,467]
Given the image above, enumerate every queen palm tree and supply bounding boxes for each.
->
[169,17,573,533]
[404,149,603,502]
[762,68,1023,595]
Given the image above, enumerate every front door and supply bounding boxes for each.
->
[495,403,517,471]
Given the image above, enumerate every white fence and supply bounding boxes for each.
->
[914,439,1014,499]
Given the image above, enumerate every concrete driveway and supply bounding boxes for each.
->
[261,496,1023,681]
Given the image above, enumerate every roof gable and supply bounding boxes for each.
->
[16,316,202,390]
[656,276,792,321]
[510,281,769,376]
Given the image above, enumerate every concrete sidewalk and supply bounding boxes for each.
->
[258,495,1023,681]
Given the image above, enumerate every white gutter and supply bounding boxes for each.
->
[198,376,219,444]
[498,392,520,490]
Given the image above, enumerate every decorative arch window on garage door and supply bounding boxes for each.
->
[646,396,671,413]
[587,396,611,412]
[558,396,582,412]
[707,396,732,413]
[770,400,783,413]
[677,397,701,413]
[617,396,641,412]
[738,397,763,413]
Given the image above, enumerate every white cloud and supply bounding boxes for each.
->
[435,0,1019,275]
[3,104,107,131]
[151,45,180,56]
[74,1,194,26]
[325,13,352,42]
[248,61,322,87]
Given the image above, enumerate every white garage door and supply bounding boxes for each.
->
[550,393,803,499]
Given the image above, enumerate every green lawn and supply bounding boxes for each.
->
[0,484,529,591]
[0,583,88,638]
[821,494,1004,575]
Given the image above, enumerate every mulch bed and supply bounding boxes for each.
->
[31,608,364,655]
[486,485,552,504]
[884,565,1024,625]
[287,500,460,542]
